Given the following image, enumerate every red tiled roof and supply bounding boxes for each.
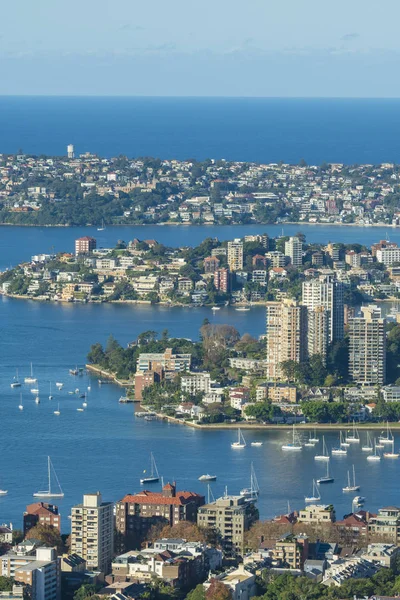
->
[119,490,203,506]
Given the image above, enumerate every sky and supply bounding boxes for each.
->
[1,0,400,96]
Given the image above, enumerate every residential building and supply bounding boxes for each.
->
[229,387,250,411]
[134,370,162,401]
[13,547,60,600]
[266,251,286,267]
[75,237,96,256]
[137,349,191,375]
[214,268,230,293]
[116,483,204,546]
[361,544,400,568]
[255,383,297,404]
[382,386,400,402]
[70,492,114,574]
[368,507,400,544]
[349,305,386,386]
[197,495,258,554]
[376,246,400,266]
[204,256,220,273]
[302,276,344,343]
[181,373,211,396]
[307,306,329,361]
[204,565,256,600]
[227,240,243,271]
[265,299,307,379]
[298,504,336,524]
[0,525,12,544]
[23,503,60,535]
[273,533,309,570]
[322,557,378,587]
[285,236,303,267]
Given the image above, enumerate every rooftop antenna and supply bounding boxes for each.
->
[224,485,228,499]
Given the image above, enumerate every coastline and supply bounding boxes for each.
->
[86,364,134,388]
[0,221,399,229]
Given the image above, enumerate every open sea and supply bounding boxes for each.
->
[2,96,400,532]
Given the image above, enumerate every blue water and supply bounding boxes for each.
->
[1,97,400,164]
[1,223,399,272]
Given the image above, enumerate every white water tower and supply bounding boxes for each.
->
[67,144,74,159]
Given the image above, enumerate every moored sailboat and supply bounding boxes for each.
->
[342,465,360,492]
[140,452,160,484]
[281,424,302,451]
[345,421,360,443]
[33,456,64,498]
[232,429,247,449]
[305,479,321,503]
[314,436,330,460]
[240,462,260,501]
[332,432,347,455]
[24,363,37,384]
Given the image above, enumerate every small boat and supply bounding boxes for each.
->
[24,363,37,384]
[11,369,22,388]
[353,496,366,505]
[18,394,23,411]
[240,462,259,501]
[332,432,347,455]
[235,306,250,312]
[380,422,394,445]
[376,440,385,449]
[98,379,111,385]
[30,388,39,395]
[87,385,91,391]
[317,462,334,484]
[305,479,321,503]
[56,382,63,389]
[211,306,221,311]
[198,474,217,481]
[119,394,131,403]
[304,432,316,447]
[0,489,8,496]
[314,436,330,461]
[82,398,88,408]
[77,408,84,412]
[345,421,360,443]
[35,395,40,404]
[140,452,160,484]
[232,428,247,449]
[367,439,381,462]
[282,424,302,451]
[54,403,61,416]
[384,440,399,459]
[251,441,263,447]
[362,431,373,452]
[69,368,79,376]
[97,219,106,231]
[343,465,360,492]
[49,383,53,400]
[33,456,64,498]
[309,429,319,443]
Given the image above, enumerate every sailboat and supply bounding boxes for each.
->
[140,452,160,484]
[11,369,22,388]
[82,393,88,408]
[33,456,64,498]
[345,421,360,443]
[305,479,321,503]
[18,393,23,411]
[281,424,302,451]
[30,387,39,395]
[380,422,394,445]
[24,363,37,384]
[54,403,60,416]
[384,439,399,459]
[314,436,330,460]
[304,432,317,447]
[362,431,373,452]
[97,219,105,231]
[35,390,40,404]
[240,463,260,501]
[317,461,334,484]
[49,383,53,400]
[0,487,7,496]
[56,382,63,390]
[343,465,360,492]
[367,439,381,462]
[332,432,348,455]
[309,429,319,443]
[232,429,247,449]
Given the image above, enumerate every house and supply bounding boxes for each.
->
[204,565,256,600]
[0,524,12,544]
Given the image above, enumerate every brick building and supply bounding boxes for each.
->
[23,503,61,535]
[75,236,96,256]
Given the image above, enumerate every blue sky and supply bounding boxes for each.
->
[1,0,399,96]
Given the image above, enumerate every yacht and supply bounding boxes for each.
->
[211,306,221,311]
[332,432,348,455]
[379,422,394,445]
[317,462,334,484]
[77,408,84,412]
[240,463,259,501]
[305,479,321,503]
[309,429,319,443]
[232,429,247,449]
[30,388,39,395]
[362,431,373,452]
[198,474,217,481]
[281,424,302,451]
[33,456,64,498]
[11,369,22,388]
[97,219,106,231]
[35,395,40,404]
[345,421,360,443]
[24,363,37,384]
[383,440,399,459]
[235,306,250,312]
[353,496,366,506]
[54,403,61,416]
[314,436,330,461]
[251,441,263,447]
[343,465,360,492]
[367,439,381,462]
[18,394,23,411]
[140,452,160,484]
[304,432,317,447]
[56,382,63,389]
[0,489,8,496]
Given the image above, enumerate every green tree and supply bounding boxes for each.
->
[205,580,232,600]
[0,577,13,591]
[186,584,205,600]
[26,524,64,553]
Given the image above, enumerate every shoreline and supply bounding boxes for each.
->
[86,364,134,388]
[0,221,399,229]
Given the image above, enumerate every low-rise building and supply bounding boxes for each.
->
[23,503,60,535]
[298,504,336,524]
[181,373,211,396]
[13,547,60,600]
[361,543,400,568]
[368,507,400,544]
[204,565,256,600]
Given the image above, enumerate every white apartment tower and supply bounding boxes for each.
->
[67,144,74,159]
[285,237,303,267]
[265,299,307,379]
[349,305,386,386]
[302,276,344,343]
[227,239,243,271]
[307,306,329,361]
[70,492,114,574]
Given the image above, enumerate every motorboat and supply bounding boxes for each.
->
[198,474,217,481]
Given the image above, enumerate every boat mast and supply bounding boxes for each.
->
[47,456,51,494]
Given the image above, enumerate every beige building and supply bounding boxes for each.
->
[368,507,400,544]
[307,306,329,361]
[273,533,309,570]
[70,492,114,574]
[227,239,243,271]
[298,504,336,524]
[349,305,386,386]
[265,299,307,379]
[302,276,344,343]
[197,495,258,555]
[14,548,60,600]
[285,236,302,267]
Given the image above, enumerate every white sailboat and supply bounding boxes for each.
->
[281,424,302,451]
[54,403,60,416]
[33,456,64,498]
[332,432,348,455]
[309,429,319,443]
[24,363,37,384]
[362,431,373,452]
[49,383,53,400]
[82,393,88,408]
[305,479,321,503]
[232,428,247,449]
[0,488,7,496]
[384,439,399,459]
[314,436,330,460]
[317,461,334,484]
[140,452,160,484]
[11,369,22,388]
[97,219,105,231]
[18,393,23,411]
[30,388,39,395]
[304,431,317,447]
[55,382,63,390]
[343,465,360,492]
[345,421,360,443]
[380,422,394,445]
[367,439,381,462]
[240,462,260,501]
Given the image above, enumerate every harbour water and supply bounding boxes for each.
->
[1,224,400,530]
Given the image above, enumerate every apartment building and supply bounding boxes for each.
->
[368,507,400,544]
[298,504,336,524]
[302,276,344,343]
[227,240,243,271]
[14,547,60,600]
[307,306,329,361]
[214,268,230,293]
[349,305,386,386]
[197,495,258,555]
[70,492,114,574]
[376,246,400,266]
[273,533,309,570]
[181,373,211,396]
[75,237,96,256]
[285,236,303,267]
[23,503,60,535]
[137,349,191,374]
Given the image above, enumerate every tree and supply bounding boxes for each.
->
[205,579,232,600]
[73,584,99,600]
[186,584,205,600]
[0,577,13,592]
[26,524,64,553]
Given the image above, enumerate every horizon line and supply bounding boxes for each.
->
[1,94,400,100]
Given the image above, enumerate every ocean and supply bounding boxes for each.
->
[1,96,400,164]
